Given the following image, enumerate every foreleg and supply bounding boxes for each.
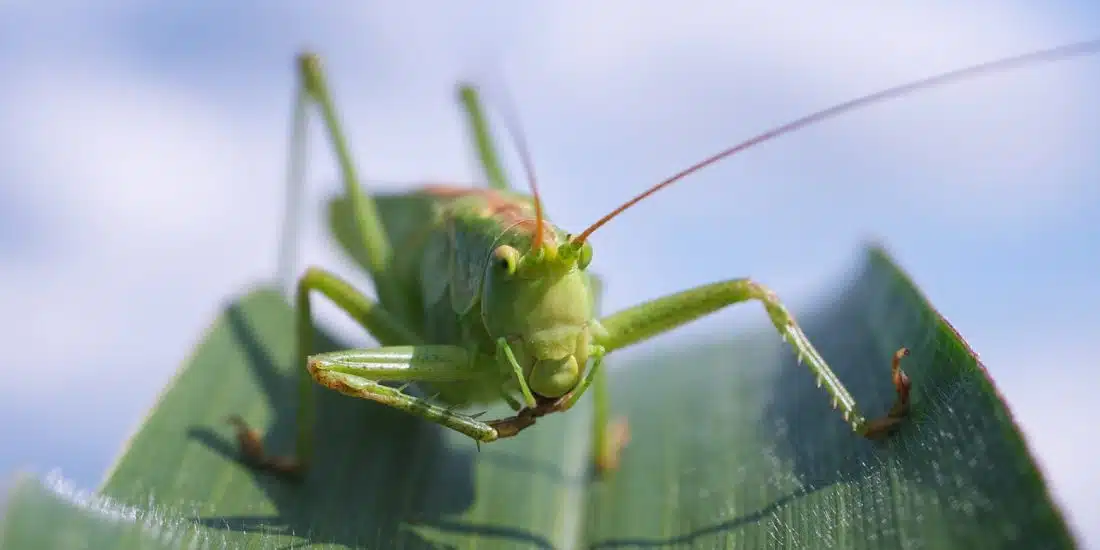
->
[593,279,912,438]
[232,267,445,479]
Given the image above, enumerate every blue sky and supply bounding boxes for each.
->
[1,1,1098,545]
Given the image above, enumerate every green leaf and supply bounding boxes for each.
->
[1,246,1074,548]
[0,473,184,549]
[583,247,1074,548]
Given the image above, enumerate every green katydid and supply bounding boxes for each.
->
[229,39,1100,479]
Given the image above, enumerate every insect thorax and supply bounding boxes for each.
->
[395,188,586,407]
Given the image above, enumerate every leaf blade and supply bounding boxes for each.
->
[582,246,1074,548]
[98,287,588,549]
[3,246,1072,549]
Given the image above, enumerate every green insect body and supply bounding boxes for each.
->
[340,186,600,409]
[230,40,1100,479]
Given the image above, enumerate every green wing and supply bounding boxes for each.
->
[327,191,438,271]
[326,189,442,329]
[447,214,499,316]
[418,228,449,308]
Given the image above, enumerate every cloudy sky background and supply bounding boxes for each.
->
[1,1,1098,545]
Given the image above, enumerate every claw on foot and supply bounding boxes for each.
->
[227,415,306,480]
[487,414,537,438]
[860,347,912,440]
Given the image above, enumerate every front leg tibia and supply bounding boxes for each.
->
[307,348,501,443]
[233,343,506,479]
[596,278,912,438]
[229,267,425,480]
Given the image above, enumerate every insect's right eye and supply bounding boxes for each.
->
[492,245,519,275]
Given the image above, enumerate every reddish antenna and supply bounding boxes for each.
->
[571,39,1100,246]
[490,84,547,252]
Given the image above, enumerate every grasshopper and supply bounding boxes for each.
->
[230,39,1100,478]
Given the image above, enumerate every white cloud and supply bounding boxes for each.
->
[0,58,285,434]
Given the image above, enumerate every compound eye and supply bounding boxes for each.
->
[493,245,520,275]
[577,241,593,270]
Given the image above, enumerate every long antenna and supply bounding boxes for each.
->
[571,38,1100,246]
[489,84,547,252]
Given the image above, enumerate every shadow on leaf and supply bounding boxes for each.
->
[182,299,552,549]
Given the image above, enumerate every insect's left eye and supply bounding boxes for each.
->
[493,245,519,275]
[577,241,593,270]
